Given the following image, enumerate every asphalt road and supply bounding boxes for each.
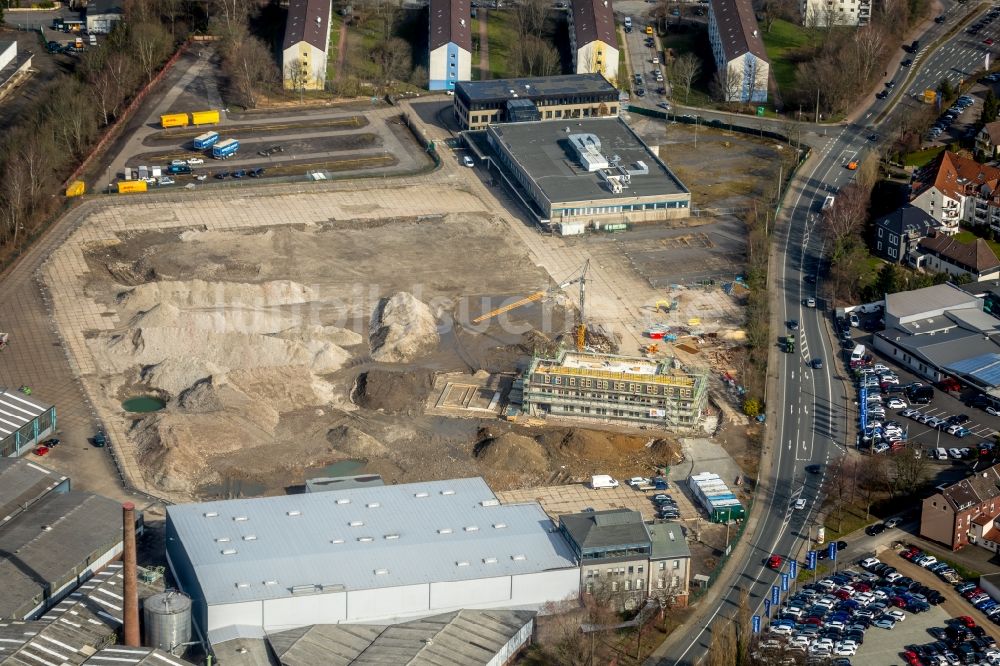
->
[651,2,1000,664]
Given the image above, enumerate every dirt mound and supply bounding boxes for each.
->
[475,432,548,472]
[537,428,651,459]
[326,425,387,457]
[474,430,551,489]
[353,368,434,413]
[141,357,223,397]
[368,292,439,362]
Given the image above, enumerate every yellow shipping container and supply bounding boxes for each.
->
[65,180,85,197]
[117,180,149,194]
[190,110,220,125]
[160,113,190,128]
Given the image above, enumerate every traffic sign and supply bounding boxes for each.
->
[771,585,780,605]
[789,559,798,578]
[781,573,789,591]
[752,615,761,633]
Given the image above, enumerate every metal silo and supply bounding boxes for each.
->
[143,590,192,654]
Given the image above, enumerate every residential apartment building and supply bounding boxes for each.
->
[913,233,1000,282]
[977,121,1000,160]
[429,0,472,91]
[910,151,1000,235]
[921,463,1000,551]
[281,0,332,92]
[707,0,770,103]
[568,0,620,85]
[521,350,707,429]
[453,74,620,130]
[872,205,941,263]
[559,510,691,610]
[800,0,870,27]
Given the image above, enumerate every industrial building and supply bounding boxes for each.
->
[428,0,472,91]
[0,563,182,666]
[0,40,16,73]
[0,387,56,457]
[0,457,69,521]
[281,0,333,92]
[521,350,707,428]
[707,0,770,103]
[266,609,536,665]
[0,490,126,619]
[453,74,620,130]
[85,0,124,34]
[559,510,691,610]
[568,0,619,84]
[165,477,580,643]
[872,283,1000,396]
[485,117,690,227]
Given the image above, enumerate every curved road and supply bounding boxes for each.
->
[652,1,1000,663]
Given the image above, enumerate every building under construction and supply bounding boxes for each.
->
[520,350,708,429]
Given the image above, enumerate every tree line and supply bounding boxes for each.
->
[0,0,178,253]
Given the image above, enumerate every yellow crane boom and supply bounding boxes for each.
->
[472,261,591,351]
[472,291,548,323]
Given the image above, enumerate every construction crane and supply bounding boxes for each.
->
[473,261,590,350]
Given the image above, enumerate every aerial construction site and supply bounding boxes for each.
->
[36,112,769,503]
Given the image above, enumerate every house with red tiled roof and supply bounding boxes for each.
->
[976,121,1000,160]
[912,232,1000,282]
[909,151,1000,235]
[921,463,1000,550]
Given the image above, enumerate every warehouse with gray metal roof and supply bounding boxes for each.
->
[165,477,579,641]
[0,388,56,457]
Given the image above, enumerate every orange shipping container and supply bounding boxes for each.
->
[160,113,190,128]
[117,180,148,194]
[190,110,220,125]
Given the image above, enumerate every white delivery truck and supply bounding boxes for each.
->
[591,475,620,489]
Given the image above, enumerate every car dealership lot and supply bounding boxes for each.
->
[841,325,1000,456]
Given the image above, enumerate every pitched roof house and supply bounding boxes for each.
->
[914,233,1000,282]
[977,121,1000,160]
[872,205,940,263]
[910,151,1000,234]
[921,463,1000,550]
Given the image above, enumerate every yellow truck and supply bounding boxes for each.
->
[160,113,189,128]
[190,110,221,125]
[117,180,148,194]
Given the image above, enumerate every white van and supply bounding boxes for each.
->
[591,475,620,489]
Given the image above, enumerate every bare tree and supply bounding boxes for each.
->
[372,36,412,84]
[671,53,701,103]
[229,35,277,108]
[892,449,930,496]
[512,36,561,77]
[285,58,310,102]
[513,0,548,38]
[131,21,171,81]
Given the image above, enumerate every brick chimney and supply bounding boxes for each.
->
[122,502,140,647]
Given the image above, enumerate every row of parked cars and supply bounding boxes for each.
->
[928,95,976,141]
[763,562,938,661]
[968,6,1000,36]
[901,408,973,438]
[903,617,999,666]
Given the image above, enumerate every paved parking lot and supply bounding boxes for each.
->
[842,321,1000,458]
[851,604,951,666]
